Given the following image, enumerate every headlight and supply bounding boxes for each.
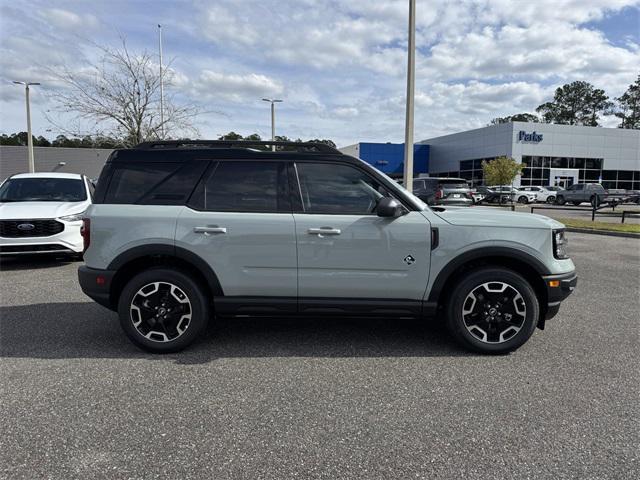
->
[553,229,569,259]
[58,211,86,222]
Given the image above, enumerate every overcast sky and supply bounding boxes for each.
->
[0,0,638,147]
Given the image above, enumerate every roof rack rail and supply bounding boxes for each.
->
[133,140,340,154]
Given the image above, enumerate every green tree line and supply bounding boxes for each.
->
[0,132,336,149]
[490,75,639,129]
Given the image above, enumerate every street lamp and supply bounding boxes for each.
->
[402,0,416,191]
[262,98,283,151]
[13,81,40,173]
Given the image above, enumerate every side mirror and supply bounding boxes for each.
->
[376,197,403,217]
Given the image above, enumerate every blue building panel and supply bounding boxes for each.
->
[357,142,429,176]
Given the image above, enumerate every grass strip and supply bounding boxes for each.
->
[557,218,640,234]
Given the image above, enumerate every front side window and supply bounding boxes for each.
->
[191,161,289,212]
[0,177,87,202]
[296,162,392,214]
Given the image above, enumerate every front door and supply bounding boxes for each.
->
[292,162,431,315]
[175,160,297,314]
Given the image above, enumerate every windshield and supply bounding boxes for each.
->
[0,178,87,202]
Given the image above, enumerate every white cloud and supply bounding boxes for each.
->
[41,8,98,30]
[191,71,284,102]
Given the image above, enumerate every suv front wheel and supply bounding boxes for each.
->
[446,267,539,354]
[118,268,209,353]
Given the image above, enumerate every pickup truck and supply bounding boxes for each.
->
[554,183,627,207]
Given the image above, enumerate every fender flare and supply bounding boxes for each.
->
[107,244,224,296]
[427,246,550,303]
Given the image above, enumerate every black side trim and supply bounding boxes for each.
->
[431,227,439,250]
[299,298,422,317]
[427,247,551,303]
[215,297,297,315]
[107,244,224,297]
[213,297,435,318]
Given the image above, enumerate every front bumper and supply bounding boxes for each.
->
[542,270,578,320]
[78,265,117,310]
[0,220,83,255]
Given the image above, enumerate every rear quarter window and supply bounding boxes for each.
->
[102,161,208,205]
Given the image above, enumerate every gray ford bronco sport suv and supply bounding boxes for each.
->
[78,140,577,354]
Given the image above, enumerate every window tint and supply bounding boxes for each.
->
[140,161,208,205]
[296,163,392,214]
[105,163,179,204]
[192,161,288,212]
[0,178,87,202]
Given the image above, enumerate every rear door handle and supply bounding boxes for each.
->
[308,227,341,236]
[194,226,227,235]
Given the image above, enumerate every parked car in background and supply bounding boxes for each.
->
[487,186,538,204]
[519,186,562,204]
[0,172,93,257]
[412,177,474,206]
[553,183,622,207]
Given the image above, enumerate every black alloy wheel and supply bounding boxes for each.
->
[118,268,209,353]
[446,267,539,354]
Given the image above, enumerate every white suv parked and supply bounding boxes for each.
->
[0,172,93,256]
[519,186,562,204]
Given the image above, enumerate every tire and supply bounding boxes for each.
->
[546,196,555,204]
[445,267,540,354]
[517,195,529,204]
[572,201,581,206]
[555,195,566,205]
[118,268,209,353]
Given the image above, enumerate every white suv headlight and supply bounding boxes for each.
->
[59,211,86,222]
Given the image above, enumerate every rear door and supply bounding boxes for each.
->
[292,161,432,315]
[175,160,297,313]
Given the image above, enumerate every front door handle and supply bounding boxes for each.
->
[194,226,227,235]
[308,227,341,236]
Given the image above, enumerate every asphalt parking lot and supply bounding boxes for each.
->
[1,233,638,479]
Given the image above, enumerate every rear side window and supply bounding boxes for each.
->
[103,162,207,205]
[189,161,289,212]
[439,179,468,188]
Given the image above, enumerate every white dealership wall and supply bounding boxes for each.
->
[421,122,640,187]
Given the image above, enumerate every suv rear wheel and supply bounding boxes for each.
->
[445,267,539,354]
[118,268,209,353]
[517,195,529,204]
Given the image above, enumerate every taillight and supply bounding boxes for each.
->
[81,218,90,252]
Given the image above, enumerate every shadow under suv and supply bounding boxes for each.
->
[78,140,576,355]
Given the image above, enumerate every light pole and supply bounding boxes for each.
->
[262,98,282,151]
[402,0,416,191]
[158,24,165,139]
[13,81,40,173]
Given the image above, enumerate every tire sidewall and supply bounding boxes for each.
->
[446,267,540,354]
[118,268,209,353]
[556,195,565,205]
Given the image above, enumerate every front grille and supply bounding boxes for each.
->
[0,244,72,253]
[0,219,64,238]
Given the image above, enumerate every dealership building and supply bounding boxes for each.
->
[422,122,640,190]
[342,122,639,191]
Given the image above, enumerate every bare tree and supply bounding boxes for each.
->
[48,39,200,146]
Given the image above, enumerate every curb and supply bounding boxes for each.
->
[566,227,640,239]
